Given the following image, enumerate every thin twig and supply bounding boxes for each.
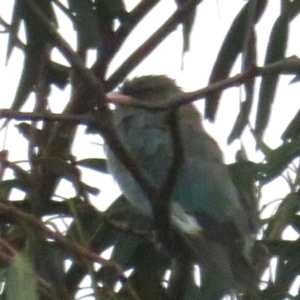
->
[0,14,25,51]
[93,0,159,79]
[2,56,300,124]
[2,57,300,122]
[154,109,190,299]
[111,57,300,111]
[105,0,201,90]
[0,110,91,124]
[25,0,107,106]
[0,202,139,299]
[153,110,184,243]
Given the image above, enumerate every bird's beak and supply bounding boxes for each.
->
[106,92,133,106]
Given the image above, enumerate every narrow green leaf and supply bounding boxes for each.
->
[47,61,70,90]
[15,123,45,147]
[227,30,257,144]
[36,157,100,195]
[76,158,108,173]
[6,252,37,300]
[68,0,103,49]
[255,13,289,140]
[36,157,78,182]
[281,109,300,141]
[81,183,100,196]
[3,0,56,128]
[264,193,299,240]
[7,164,31,190]
[124,243,169,300]
[259,136,300,183]
[0,179,27,198]
[6,1,22,63]
[289,75,300,84]
[174,0,201,56]
[205,0,267,121]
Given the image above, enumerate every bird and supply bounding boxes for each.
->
[105,75,258,299]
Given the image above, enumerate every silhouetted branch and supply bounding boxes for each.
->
[0,202,140,299]
[2,56,300,119]
[93,0,160,79]
[25,0,106,106]
[112,57,300,111]
[105,0,201,90]
[153,110,184,243]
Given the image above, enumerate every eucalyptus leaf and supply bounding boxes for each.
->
[6,252,37,300]
[76,158,108,173]
[255,12,289,140]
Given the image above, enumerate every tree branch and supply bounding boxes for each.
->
[92,0,160,79]
[25,0,106,106]
[2,56,300,120]
[0,202,139,299]
[105,0,201,90]
[112,57,300,111]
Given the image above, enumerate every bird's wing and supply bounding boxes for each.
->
[174,158,248,231]
[111,105,251,237]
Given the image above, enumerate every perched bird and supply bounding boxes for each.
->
[105,75,258,299]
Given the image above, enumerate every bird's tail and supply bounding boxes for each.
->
[228,242,259,291]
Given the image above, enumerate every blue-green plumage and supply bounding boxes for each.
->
[105,75,258,298]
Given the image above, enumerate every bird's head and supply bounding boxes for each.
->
[120,75,181,103]
[106,75,203,129]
